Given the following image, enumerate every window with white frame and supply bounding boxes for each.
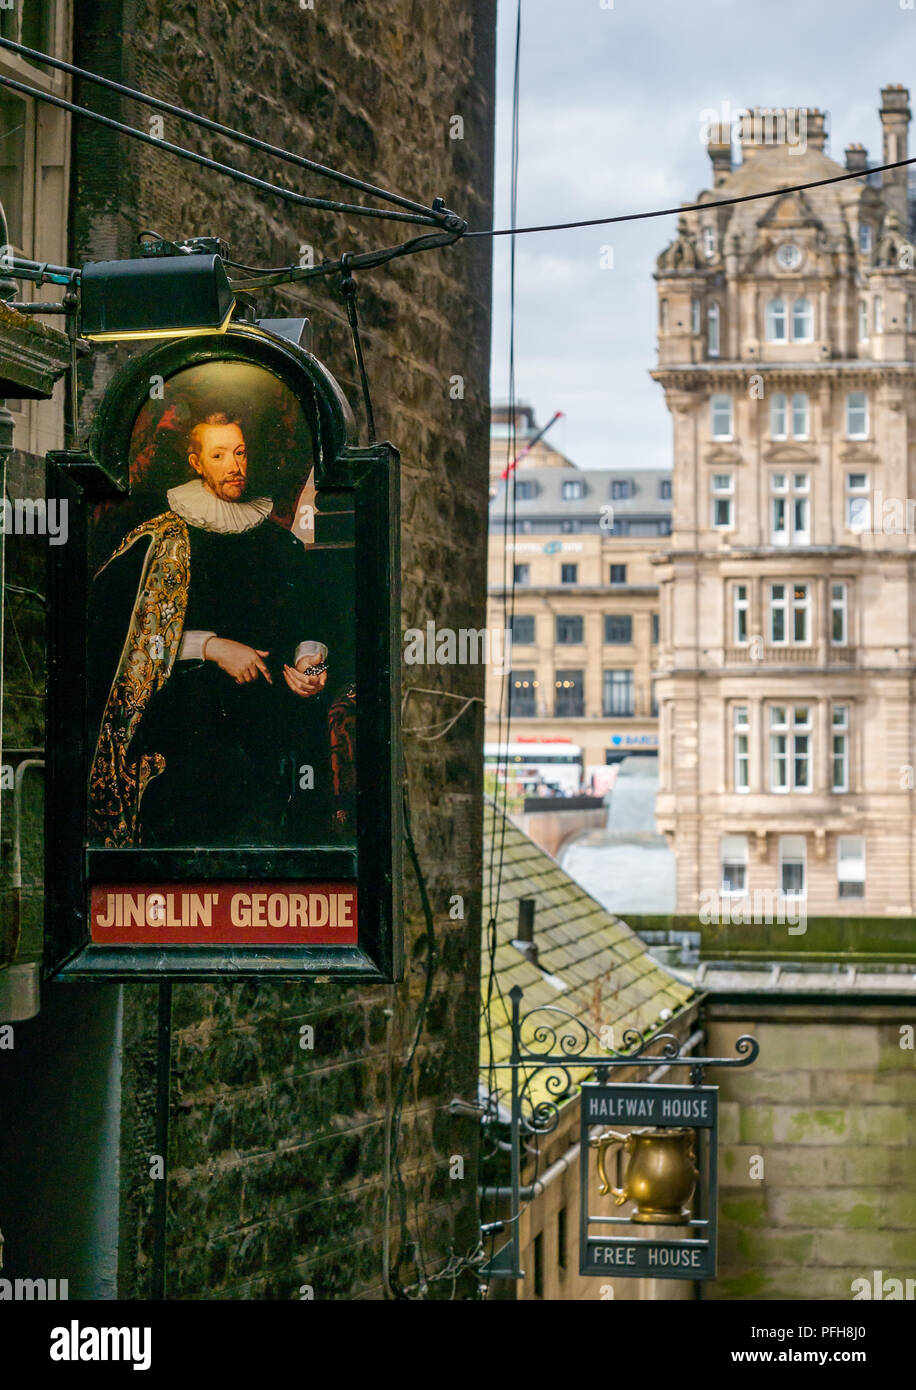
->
[561,479,584,500]
[711,473,734,528]
[770,393,809,440]
[771,474,810,546]
[859,300,868,340]
[837,835,865,898]
[770,393,788,439]
[859,223,872,255]
[707,302,720,357]
[703,226,717,258]
[873,295,883,335]
[779,835,807,896]
[791,393,810,439]
[691,298,701,334]
[710,394,733,440]
[733,584,749,644]
[830,583,848,645]
[832,704,850,791]
[721,834,748,894]
[792,297,813,341]
[846,471,871,530]
[846,391,868,439]
[769,705,812,791]
[733,706,750,792]
[766,298,788,342]
[769,582,810,644]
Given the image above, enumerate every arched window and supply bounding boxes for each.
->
[766,298,788,341]
[791,393,810,439]
[707,302,720,357]
[770,393,787,439]
[859,300,868,341]
[792,298,813,341]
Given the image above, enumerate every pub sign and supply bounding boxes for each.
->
[579,1080,719,1280]
[45,321,402,981]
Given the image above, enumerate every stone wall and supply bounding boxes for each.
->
[69,0,495,1298]
[706,1001,916,1300]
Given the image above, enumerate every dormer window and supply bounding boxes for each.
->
[703,226,717,258]
[514,479,537,501]
[611,479,634,500]
[859,223,873,255]
[562,479,584,501]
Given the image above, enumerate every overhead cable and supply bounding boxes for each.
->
[467,152,916,238]
[0,68,446,227]
[0,35,455,225]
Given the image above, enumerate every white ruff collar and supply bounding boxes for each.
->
[166,478,273,534]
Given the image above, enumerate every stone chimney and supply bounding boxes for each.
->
[845,143,868,173]
[707,120,732,185]
[879,84,911,226]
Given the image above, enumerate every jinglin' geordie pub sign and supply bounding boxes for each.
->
[45,320,403,981]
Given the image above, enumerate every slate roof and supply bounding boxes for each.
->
[489,466,672,521]
[481,798,696,1103]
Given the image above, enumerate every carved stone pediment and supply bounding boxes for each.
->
[764,443,818,464]
[838,444,879,464]
[756,188,822,232]
[705,443,742,465]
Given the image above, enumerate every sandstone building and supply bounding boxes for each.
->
[652,92,916,924]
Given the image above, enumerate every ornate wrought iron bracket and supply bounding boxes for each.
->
[480,985,759,1283]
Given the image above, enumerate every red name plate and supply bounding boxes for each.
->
[90,882,358,945]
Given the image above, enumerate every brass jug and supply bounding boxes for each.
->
[590,1127,698,1225]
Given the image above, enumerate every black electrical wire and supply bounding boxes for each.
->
[0,34,453,225]
[0,68,444,227]
[467,151,916,238]
[226,227,466,290]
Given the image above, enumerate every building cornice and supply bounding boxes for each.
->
[0,299,71,399]
[651,361,916,390]
[649,545,911,564]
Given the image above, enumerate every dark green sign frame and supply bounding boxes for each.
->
[44,323,403,982]
[579,1080,718,1280]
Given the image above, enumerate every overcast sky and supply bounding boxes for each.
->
[489,0,916,470]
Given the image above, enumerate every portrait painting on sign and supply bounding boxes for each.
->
[85,360,356,852]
